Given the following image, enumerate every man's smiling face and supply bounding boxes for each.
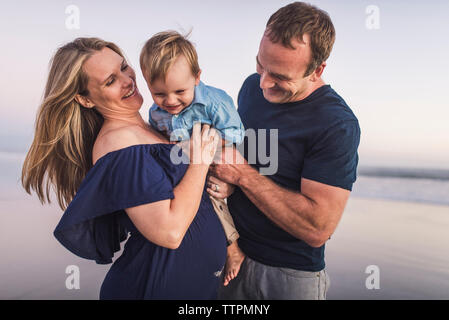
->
[256,32,320,104]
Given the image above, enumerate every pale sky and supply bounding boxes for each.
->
[1,0,448,168]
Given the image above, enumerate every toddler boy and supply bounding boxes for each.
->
[140,31,245,286]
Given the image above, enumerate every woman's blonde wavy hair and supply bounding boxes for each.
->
[22,37,124,210]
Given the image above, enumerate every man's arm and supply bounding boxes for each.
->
[210,148,350,248]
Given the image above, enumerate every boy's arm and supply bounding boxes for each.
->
[208,94,245,146]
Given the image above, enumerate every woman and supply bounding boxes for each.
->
[21,38,227,299]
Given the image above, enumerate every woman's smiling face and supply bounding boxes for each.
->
[79,47,143,118]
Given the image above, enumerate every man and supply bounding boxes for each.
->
[210,2,360,299]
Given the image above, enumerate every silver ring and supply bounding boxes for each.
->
[214,184,220,192]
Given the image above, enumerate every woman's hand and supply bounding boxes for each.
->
[190,122,219,166]
[207,175,235,199]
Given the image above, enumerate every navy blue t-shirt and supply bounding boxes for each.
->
[228,73,360,272]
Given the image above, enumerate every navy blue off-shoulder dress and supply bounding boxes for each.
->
[53,143,227,299]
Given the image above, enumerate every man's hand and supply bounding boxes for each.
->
[209,146,251,186]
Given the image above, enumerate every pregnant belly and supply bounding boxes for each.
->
[179,199,227,272]
[148,203,227,299]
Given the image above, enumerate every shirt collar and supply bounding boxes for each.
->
[190,81,208,107]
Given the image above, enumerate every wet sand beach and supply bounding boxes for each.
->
[326,197,449,299]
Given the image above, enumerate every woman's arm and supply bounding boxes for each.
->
[125,123,219,249]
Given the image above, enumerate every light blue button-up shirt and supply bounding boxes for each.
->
[148,81,244,144]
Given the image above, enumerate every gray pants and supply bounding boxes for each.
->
[218,256,330,300]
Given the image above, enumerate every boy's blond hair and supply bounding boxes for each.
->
[140,30,200,83]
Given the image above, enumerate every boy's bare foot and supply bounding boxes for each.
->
[223,241,245,286]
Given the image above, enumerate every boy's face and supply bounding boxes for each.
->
[146,55,201,115]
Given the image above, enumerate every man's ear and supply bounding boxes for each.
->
[195,69,202,86]
[75,94,95,109]
[309,62,326,82]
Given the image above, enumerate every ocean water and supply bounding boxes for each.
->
[4,152,448,205]
[352,175,449,206]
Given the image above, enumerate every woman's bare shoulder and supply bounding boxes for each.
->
[92,125,148,165]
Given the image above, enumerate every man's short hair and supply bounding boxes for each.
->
[266,2,336,77]
[140,30,200,83]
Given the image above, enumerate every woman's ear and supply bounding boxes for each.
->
[195,69,202,86]
[75,94,95,109]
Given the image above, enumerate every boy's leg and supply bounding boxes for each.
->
[224,241,245,286]
[209,196,245,285]
[209,196,239,244]
[218,256,259,299]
